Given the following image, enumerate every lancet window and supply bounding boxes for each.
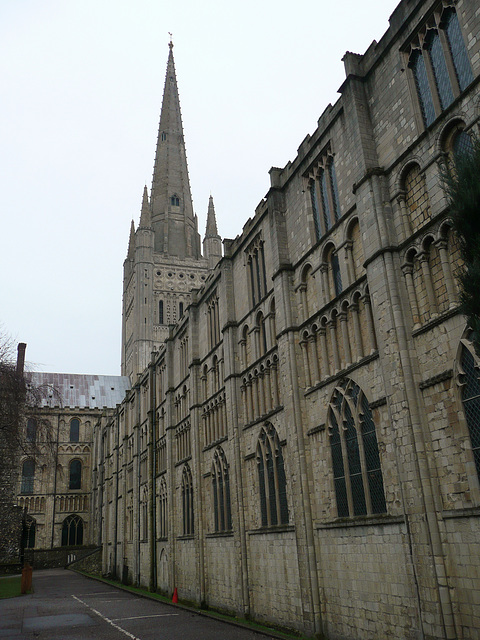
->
[181,464,194,536]
[307,149,341,241]
[256,424,288,527]
[408,6,473,128]
[328,380,386,518]
[212,447,232,533]
[246,236,268,306]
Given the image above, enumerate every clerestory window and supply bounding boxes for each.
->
[408,6,473,128]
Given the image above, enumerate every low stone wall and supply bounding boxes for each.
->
[68,547,102,574]
[27,546,99,569]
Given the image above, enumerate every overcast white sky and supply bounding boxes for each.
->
[1,0,400,376]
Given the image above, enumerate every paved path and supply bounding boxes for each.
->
[0,569,278,639]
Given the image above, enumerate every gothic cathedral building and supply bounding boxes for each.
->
[16,1,480,638]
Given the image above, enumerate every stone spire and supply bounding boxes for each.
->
[127,220,135,260]
[203,195,222,269]
[150,41,202,259]
[139,185,151,228]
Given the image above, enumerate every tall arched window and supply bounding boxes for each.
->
[212,447,232,533]
[158,477,168,538]
[459,341,480,478]
[69,459,82,490]
[21,459,35,494]
[69,418,80,443]
[256,424,288,527]
[141,486,148,541]
[442,7,473,92]
[61,514,83,546]
[181,464,194,535]
[409,48,435,127]
[328,379,386,517]
[159,300,164,324]
[424,29,454,110]
[26,418,37,443]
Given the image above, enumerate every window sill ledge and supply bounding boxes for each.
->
[247,524,294,536]
[316,514,404,530]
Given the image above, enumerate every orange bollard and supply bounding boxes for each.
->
[21,563,33,594]
[172,587,178,603]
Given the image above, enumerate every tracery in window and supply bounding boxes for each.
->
[212,447,232,533]
[256,424,288,527]
[170,195,180,207]
[408,6,473,128]
[181,464,194,535]
[458,340,480,478]
[328,380,386,518]
[61,514,83,546]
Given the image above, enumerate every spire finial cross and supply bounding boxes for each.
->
[168,33,173,49]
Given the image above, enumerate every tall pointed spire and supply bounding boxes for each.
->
[127,220,135,260]
[205,195,219,238]
[139,185,151,228]
[150,40,202,259]
[203,195,222,269]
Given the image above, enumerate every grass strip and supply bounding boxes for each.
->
[0,576,22,599]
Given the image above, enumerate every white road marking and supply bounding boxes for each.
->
[111,614,180,621]
[75,592,117,596]
[72,595,142,640]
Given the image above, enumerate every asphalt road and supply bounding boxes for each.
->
[0,569,278,640]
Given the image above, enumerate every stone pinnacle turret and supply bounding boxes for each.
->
[203,195,222,269]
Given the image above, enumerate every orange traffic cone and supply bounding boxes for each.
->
[172,587,178,603]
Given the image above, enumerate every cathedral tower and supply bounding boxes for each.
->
[121,42,221,379]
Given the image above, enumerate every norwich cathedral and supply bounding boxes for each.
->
[11,0,480,637]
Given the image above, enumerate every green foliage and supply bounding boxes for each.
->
[443,136,480,350]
